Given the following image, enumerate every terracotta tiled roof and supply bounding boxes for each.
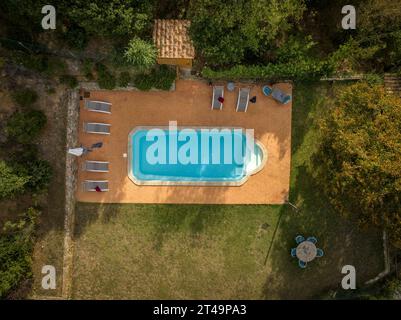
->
[153,19,195,60]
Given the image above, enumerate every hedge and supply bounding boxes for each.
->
[202,59,334,81]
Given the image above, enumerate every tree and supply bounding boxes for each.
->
[6,110,47,144]
[64,0,155,37]
[0,161,29,199]
[0,207,39,298]
[314,82,401,246]
[124,37,157,70]
[188,0,306,66]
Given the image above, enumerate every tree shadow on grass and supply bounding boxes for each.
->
[291,83,331,154]
[262,165,384,299]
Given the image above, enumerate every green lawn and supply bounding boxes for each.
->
[72,83,384,299]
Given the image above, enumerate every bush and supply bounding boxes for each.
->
[13,160,52,193]
[0,207,39,298]
[59,75,78,89]
[0,161,28,199]
[63,24,88,50]
[202,59,333,81]
[363,73,384,85]
[11,89,38,108]
[6,110,47,144]
[82,59,94,80]
[118,71,131,87]
[124,37,157,70]
[134,65,175,91]
[96,63,116,90]
[10,145,53,192]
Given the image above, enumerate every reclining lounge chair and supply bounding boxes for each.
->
[272,88,292,104]
[236,88,250,112]
[211,86,224,110]
[83,180,109,192]
[83,160,109,172]
[83,122,111,135]
[84,100,112,114]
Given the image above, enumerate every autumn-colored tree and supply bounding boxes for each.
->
[314,82,401,246]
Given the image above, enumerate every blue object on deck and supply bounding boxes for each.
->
[295,235,305,244]
[316,248,324,257]
[298,260,307,268]
[272,88,292,104]
[307,236,317,244]
[262,85,273,96]
[291,248,297,257]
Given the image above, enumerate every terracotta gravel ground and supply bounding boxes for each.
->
[76,80,292,204]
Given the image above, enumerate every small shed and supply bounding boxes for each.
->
[153,19,195,68]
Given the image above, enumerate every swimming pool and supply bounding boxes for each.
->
[128,126,267,186]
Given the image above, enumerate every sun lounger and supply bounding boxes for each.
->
[272,88,292,104]
[236,88,250,112]
[83,160,109,172]
[83,180,109,192]
[83,122,111,135]
[84,100,111,114]
[211,86,224,110]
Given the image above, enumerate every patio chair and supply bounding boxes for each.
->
[262,85,273,96]
[211,86,224,110]
[83,180,109,192]
[84,100,112,114]
[307,236,317,244]
[291,248,297,257]
[298,260,307,269]
[83,160,109,172]
[295,235,305,244]
[316,248,324,258]
[272,88,292,104]
[84,122,111,135]
[236,88,250,112]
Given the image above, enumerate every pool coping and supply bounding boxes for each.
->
[127,126,268,187]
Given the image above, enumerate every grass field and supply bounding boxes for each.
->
[71,83,384,299]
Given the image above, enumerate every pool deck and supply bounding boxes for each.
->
[76,80,292,204]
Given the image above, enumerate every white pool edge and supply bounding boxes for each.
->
[127,126,268,187]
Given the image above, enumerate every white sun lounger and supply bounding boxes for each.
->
[211,86,224,110]
[83,122,111,135]
[84,100,112,114]
[236,88,250,112]
[83,160,109,172]
[83,180,109,192]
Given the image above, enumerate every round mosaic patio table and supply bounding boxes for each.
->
[296,241,317,262]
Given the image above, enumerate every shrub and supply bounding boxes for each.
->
[6,110,47,144]
[124,37,157,70]
[63,24,88,50]
[82,59,94,80]
[0,161,28,199]
[11,89,38,108]
[202,59,333,82]
[9,145,53,193]
[118,71,131,87]
[134,65,175,91]
[96,63,116,90]
[363,73,384,85]
[0,207,39,298]
[59,75,78,89]
[13,160,52,193]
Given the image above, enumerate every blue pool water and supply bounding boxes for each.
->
[129,128,265,185]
